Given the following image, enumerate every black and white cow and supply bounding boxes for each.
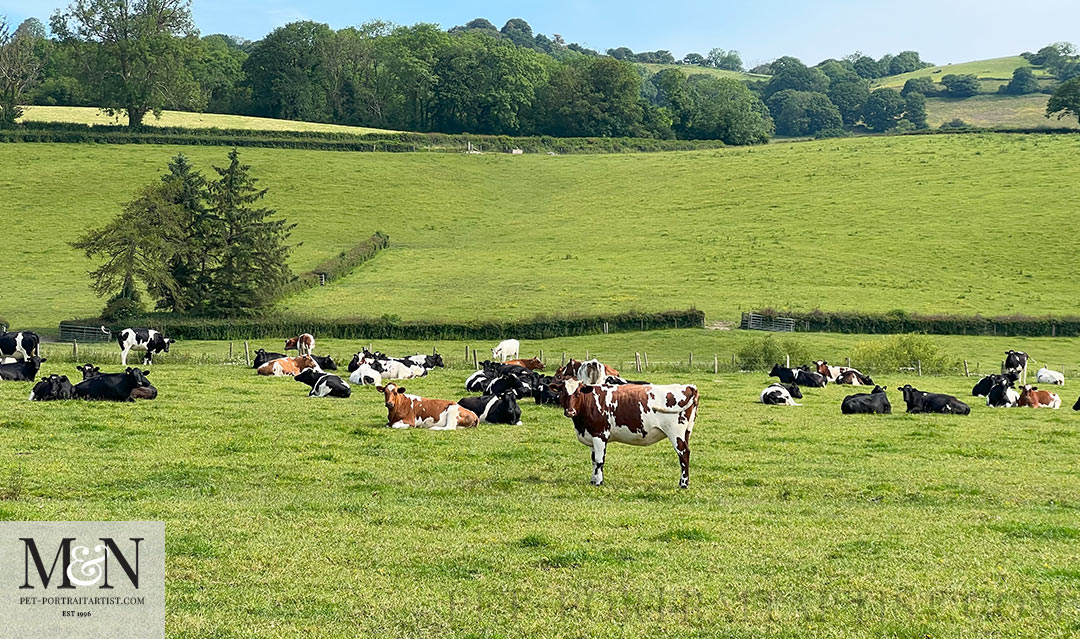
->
[458,392,523,425]
[73,367,153,402]
[761,383,802,405]
[29,374,75,401]
[253,349,287,369]
[972,374,1006,397]
[0,356,46,382]
[0,331,39,361]
[768,364,826,387]
[405,354,444,369]
[604,376,650,385]
[1003,350,1031,382]
[75,363,156,399]
[310,354,338,371]
[533,376,561,405]
[987,378,1020,408]
[295,368,351,398]
[899,385,970,414]
[841,386,891,414]
[106,327,175,366]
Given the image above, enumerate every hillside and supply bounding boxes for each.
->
[3,133,1080,332]
[18,105,398,135]
[926,94,1078,129]
[635,62,769,81]
[871,55,1054,90]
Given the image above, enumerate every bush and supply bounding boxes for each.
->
[750,308,1080,337]
[278,232,389,298]
[851,334,955,374]
[939,118,969,129]
[901,77,938,97]
[100,292,146,322]
[941,74,981,98]
[814,127,851,139]
[736,334,811,371]
[891,120,917,133]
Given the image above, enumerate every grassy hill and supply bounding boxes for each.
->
[19,105,398,135]
[871,55,1054,90]
[635,62,769,81]
[926,94,1078,129]
[3,132,1080,332]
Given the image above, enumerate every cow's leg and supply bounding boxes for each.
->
[143,351,153,366]
[590,436,607,486]
[120,347,129,366]
[667,430,691,489]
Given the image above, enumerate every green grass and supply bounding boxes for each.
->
[871,55,1054,90]
[3,331,1079,637]
[4,133,1080,332]
[926,94,1079,129]
[635,62,769,81]
[18,105,398,135]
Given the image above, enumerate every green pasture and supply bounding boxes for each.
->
[871,55,1052,90]
[926,94,1078,129]
[2,330,1078,638]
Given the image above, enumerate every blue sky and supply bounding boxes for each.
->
[3,0,1077,66]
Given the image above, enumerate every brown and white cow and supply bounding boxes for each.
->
[377,383,478,430]
[814,360,874,385]
[257,355,321,377]
[558,358,620,384]
[1017,385,1061,409]
[558,379,698,488]
[503,357,545,371]
[285,333,315,356]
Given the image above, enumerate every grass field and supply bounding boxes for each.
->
[635,62,770,82]
[2,330,1079,638]
[871,56,1053,90]
[3,133,1080,332]
[926,94,1078,129]
[18,105,397,135]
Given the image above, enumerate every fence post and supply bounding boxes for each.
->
[635,352,642,374]
[846,357,851,368]
[72,339,78,361]
[689,352,693,370]
[229,342,233,362]
[586,349,590,360]
[713,355,718,374]
[539,349,544,364]
[562,352,566,366]
[465,345,469,365]
[785,354,790,368]
[917,360,922,376]
[963,360,969,377]
[244,341,250,367]
[473,350,478,371]
[643,352,649,369]
[731,353,736,368]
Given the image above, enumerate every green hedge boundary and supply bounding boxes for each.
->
[0,121,727,154]
[62,309,705,341]
[278,232,389,298]
[753,308,1080,337]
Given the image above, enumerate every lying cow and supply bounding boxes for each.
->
[404,354,444,369]
[492,339,520,362]
[899,385,970,414]
[986,378,1020,408]
[769,364,826,387]
[1035,367,1064,386]
[310,354,338,371]
[74,368,153,402]
[503,357,543,371]
[76,363,156,399]
[458,392,522,425]
[0,330,39,361]
[533,376,561,405]
[814,360,871,384]
[972,374,1006,397]
[77,363,101,380]
[761,383,802,406]
[605,376,650,385]
[105,327,175,366]
[29,375,75,401]
[285,333,315,356]
[1018,385,1061,409]
[257,355,322,377]
[558,379,699,489]
[841,386,891,414]
[377,383,478,430]
[348,363,382,386]
[295,368,351,398]
[252,349,287,369]
[0,356,47,382]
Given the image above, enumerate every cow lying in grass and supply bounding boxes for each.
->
[29,375,75,401]
[898,385,970,414]
[458,392,522,425]
[74,368,153,402]
[295,368,351,398]
[377,383,478,430]
[257,355,321,377]
[71,363,157,400]
[761,383,802,406]
[841,386,891,414]
[1017,385,1061,409]
[0,356,46,382]
[769,364,826,387]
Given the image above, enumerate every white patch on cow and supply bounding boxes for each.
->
[28,390,36,401]
[1,357,15,365]
[577,359,605,385]
[1046,393,1062,409]
[430,404,460,430]
[475,396,499,423]
[349,364,382,386]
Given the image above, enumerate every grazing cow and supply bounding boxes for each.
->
[1036,367,1065,386]
[0,356,47,382]
[1017,385,1061,409]
[252,349,287,369]
[503,357,544,371]
[761,383,802,406]
[107,327,175,366]
[986,379,1020,408]
[972,374,1005,397]
[898,385,970,414]
[348,363,382,386]
[29,375,75,401]
[1003,350,1031,382]
[295,368,351,398]
[377,383,478,430]
[458,392,523,425]
[841,386,891,414]
[491,339,520,362]
[257,355,322,377]
[73,368,152,402]
[0,331,40,361]
[285,334,315,356]
[558,379,699,488]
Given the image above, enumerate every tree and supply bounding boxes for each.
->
[500,19,533,48]
[682,75,772,144]
[50,0,198,127]
[607,47,634,61]
[852,55,886,79]
[940,74,980,98]
[0,16,43,126]
[1000,67,1040,95]
[766,89,841,136]
[243,21,333,122]
[902,91,927,129]
[1047,76,1080,124]
[901,76,937,97]
[762,57,829,100]
[888,50,927,75]
[682,52,705,66]
[817,59,859,83]
[863,88,906,131]
[707,48,742,71]
[827,79,869,126]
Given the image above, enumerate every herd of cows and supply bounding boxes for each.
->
[2,327,1078,487]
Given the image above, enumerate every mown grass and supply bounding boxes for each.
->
[871,55,1053,89]
[926,94,1078,129]
[2,334,1078,638]
[3,134,1080,332]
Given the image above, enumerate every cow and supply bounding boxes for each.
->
[491,339,520,362]
[835,369,874,386]
[73,368,153,402]
[986,379,1020,408]
[285,333,315,356]
[74,363,156,399]
[348,363,382,386]
[558,378,699,488]
[769,364,799,385]
[503,357,544,370]
[106,327,175,366]
[795,365,828,387]
[604,376,650,385]
[1074,395,1080,411]
[458,392,523,425]
[576,359,608,385]
[0,356,47,382]
[465,369,492,393]
[377,383,478,430]
[761,383,802,406]
[898,385,970,414]
[841,386,891,414]
[257,355,322,377]
[1003,350,1031,383]
[814,360,841,382]
[972,374,1006,397]
[1036,367,1065,386]
[370,357,428,380]
[310,354,338,371]
[29,375,75,401]
[533,376,561,405]
[252,349,287,369]
[295,368,351,398]
[484,374,527,399]
[0,331,40,361]
[404,354,444,369]
[77,363,102,380]
[558,358,620,381]
[1017,385,1061,409]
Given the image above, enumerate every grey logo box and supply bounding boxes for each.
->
[0,521,164,639]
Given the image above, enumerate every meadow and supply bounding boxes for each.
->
[870,55,1053,90]
[3,132,1080,333]
[926,94,1078,129]
[1,330,1078,638]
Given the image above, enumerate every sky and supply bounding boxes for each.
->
[3,0,1077,67]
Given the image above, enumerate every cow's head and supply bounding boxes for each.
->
[769,364,783,378]
[317,355,337,371]
[285,336,299,351]
[27,356,46,372]
[871,385,887,394]
[558,378,591,419]
[783,383,803,399]
[163,337,174,352]
[295,356,321,371]
[125,367,152,388]
[898,384,917,402]
[815,360,829,376]
[429,354,444,368]
[77,363,101,380]
[376,383,407,410]
[500,391,522,423]
[295,368,319,386]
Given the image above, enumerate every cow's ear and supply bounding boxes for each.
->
[39,358,47,363]
[169,339,175,344]
[143,370,150,376]
[397,387,406,394]
[60,376,68,382]
[375,386,385,393]
[125,367,133,373]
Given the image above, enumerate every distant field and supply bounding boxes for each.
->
[872,55,1053,89]
[635,62,769,81]
[18,105,397,135]
[926,94,1078,129]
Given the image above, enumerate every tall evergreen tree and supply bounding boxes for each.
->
[152,153,212,312]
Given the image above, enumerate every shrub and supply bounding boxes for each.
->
[891,120,917,133]
[939,118,969,129]
[814,127,851,139]
[940,74,981,98]
[100,291,146,322]
[278,232,389,298]
[851,334,955,374]
[736,334,810,371]
[752,308,1080,337]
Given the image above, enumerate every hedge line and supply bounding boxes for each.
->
[278,232,389,298]
[62,309,705,341]
[0,122,727,154]
[753,308,1080,337]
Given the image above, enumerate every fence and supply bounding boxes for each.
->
[740,312,796,332]
[58,324,112,343]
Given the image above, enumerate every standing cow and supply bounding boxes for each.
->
[285,334,315,356]
[0,331,40,361]
[1003,350,1031,384]
[491,339,520,362]
[105,327,175,366]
